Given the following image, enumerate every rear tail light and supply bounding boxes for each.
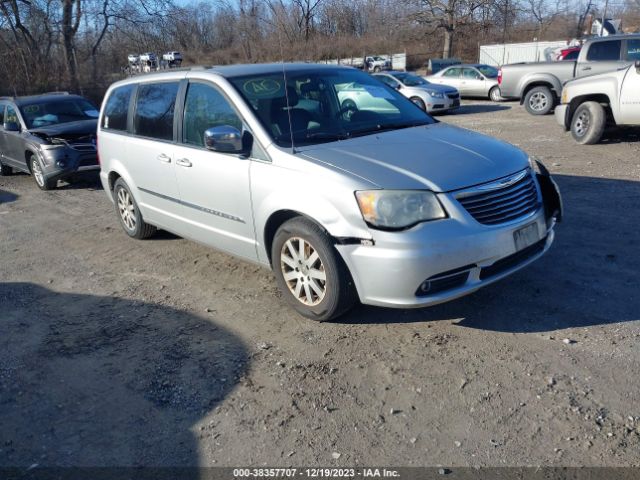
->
[497,68,502,85]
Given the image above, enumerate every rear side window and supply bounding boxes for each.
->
[443,68,461,77]
[102,85,134,131]
[134,82,179,141]
[626,39,640,60]
[587,41,622,61]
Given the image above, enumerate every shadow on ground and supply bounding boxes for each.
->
[0,189,18,204]
[0,284,247,471]
[451,103,511,115]
[336,174,640,332]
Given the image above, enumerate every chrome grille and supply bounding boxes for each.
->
[456,170,539,225]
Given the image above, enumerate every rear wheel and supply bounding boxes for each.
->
[30,155,55,190]
[272,217,357,321]
[410,96,427,111]
[489,86,502,102]
[524,86,554,115]
[113,178,156,239]
[570,101,606,145]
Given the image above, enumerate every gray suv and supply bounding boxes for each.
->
[0,93,100,190]
[98,64,562,321]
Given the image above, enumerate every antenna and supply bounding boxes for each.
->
[274,9,296,154]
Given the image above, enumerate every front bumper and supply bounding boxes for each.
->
[39,147,99,182]
[427,95,460,113]
[337,169,561,308]
[554,104,569,130]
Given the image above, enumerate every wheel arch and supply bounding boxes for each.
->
[567,94,614,128]
[520,79,560,105]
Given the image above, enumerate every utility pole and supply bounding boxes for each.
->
[599,0,609,36]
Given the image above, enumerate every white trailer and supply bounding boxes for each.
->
[479,41,570,66]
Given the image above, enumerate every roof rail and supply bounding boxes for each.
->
[43,91,70,95]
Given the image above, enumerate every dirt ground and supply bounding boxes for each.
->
[1,100,639,468]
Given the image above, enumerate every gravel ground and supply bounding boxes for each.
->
[1,100,639,468]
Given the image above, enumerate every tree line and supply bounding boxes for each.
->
[1,0,638,101]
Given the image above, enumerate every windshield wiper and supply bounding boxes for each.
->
[348,121,430,138]
[305,131,350,141]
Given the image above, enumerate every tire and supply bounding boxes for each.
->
[489,86,502,102]
[113,177,156,239]
[271,217,357,321]
[524,86,554,115]
[29,155,55,190]
[409,96,427,111]
[373,66,381,73]
[570,101,606,145]
[0,159,12,176]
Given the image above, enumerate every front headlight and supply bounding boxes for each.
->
[355,190,447,230]
[426,90,444,98]
[561,88,569,104]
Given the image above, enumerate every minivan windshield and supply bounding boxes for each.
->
[20,98,99,129]
[228,68,435,148]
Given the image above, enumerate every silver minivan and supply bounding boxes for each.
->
[98,63,562,321]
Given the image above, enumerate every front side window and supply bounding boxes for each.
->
[182,82,243,147]
[6,105,20,125]
[229,68,435,148]
[587,40,622,61]
[103,85,134,131]
[442,67,461,77]
[133,82,179,140]
[626,39,640,60]
[20,98,98,129]
[463,68,481,79]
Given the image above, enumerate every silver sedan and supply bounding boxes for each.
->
[373,71,460,113]
[427,64,502,101]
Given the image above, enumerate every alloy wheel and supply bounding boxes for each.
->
[31,159,45,187]
[573,110,590,137]
[117,187,136,231]
[280,237,327,306]
[529,92,548,111]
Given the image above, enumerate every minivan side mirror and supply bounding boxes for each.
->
[3,121,20,132]
[204,126,245,154]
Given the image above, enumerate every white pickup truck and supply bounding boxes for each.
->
[555,60,640,144]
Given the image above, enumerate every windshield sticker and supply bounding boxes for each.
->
[84,109,99,118]
[243,79,283,98]
[363,85,395,100]
[23,105,40,114]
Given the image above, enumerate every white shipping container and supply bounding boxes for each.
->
[479,41,570,66]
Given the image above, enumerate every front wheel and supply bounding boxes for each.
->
[489,86,502,102]
[272,217,357,321]
[30,155,55,190]
[113,178,156,239]
[409,96,427,111]
[524,86,554,115]
[570,101,606,145]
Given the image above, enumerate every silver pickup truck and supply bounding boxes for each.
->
[499,34,640,115]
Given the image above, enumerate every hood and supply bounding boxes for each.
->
[299,123,529,192]
[29,119,98,138]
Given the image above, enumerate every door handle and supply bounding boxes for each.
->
[176,158,192,167]
[582,66,591,71]
[157,153,171,163]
